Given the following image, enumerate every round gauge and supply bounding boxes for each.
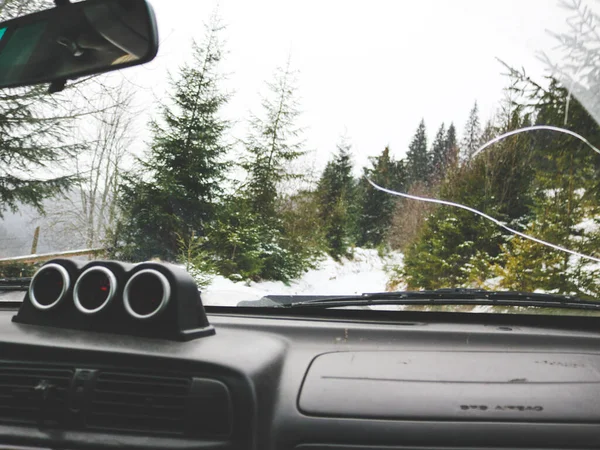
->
[74,266,117,314]
[123,269,170,320]
[29,264,70,310]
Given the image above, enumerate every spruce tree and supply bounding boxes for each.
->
[211,59,313,282]
[116,16,229,261]
[0,86,76,217]
[357,147,406,247]
[406,119,429,186]
[0,0,98,217]
[243,61,304,219]
[403,106,535,290]
[445,123,459,169]
[429,123,447,181]
[461,101,482,163]
[501,78,600,297]
[317,138,355,259]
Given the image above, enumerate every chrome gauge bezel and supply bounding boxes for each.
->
[29,263,70,311]
[123,269,171,320]
[73,266,118,315]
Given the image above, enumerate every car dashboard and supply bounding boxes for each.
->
[2,260,600,450]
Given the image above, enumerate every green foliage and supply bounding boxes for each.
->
[317,139,356,259]
[493,78,600,297]
[356,146,406,247]
[496,232,562,293]
[461,101,481,162]
[406,120,429,185]
[0,0,84,217]
[278,190,327,273]
[429,123,447,182]
[428,122,460,183]
[112,180,179,261]
[176,232,215,289]
[206,59,323,283]
[497,220,600,299]
[401,73,600,298]
[205,190,323,283]
[205,198,270,281]
[112,45,322,283]
[388,122,461,255]
[444,123,459,169]
[403,206,502,289]
[242,61,304,218]
[115,18,230,262]
[0,262,39,278]
[403,105,535,289]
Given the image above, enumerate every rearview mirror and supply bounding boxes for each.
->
[0,0,159,92]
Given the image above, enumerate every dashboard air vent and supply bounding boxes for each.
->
[0,363,73,425]
[88,371,191,435]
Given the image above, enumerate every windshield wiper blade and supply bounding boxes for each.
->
[284,288,600,311]
[0,278,31,292]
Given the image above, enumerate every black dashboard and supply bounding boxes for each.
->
[2,260,600,449]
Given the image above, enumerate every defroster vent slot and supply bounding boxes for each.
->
[88,371,191,435]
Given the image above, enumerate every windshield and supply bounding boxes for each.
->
[1,0,600,314]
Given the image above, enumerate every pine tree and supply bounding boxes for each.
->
[317,138,356,259]
[461,101,481,163]
[0,0,103,217]
[403,105,535,290]
[116,16,229,261]
[356,147,406,247]
[445,123,459,169]
[405,119,429,186]
[0,86,76,217]
[243,60,304,219]
[429,123,447,181]
[210,59,315,282]
[502,78,600,297]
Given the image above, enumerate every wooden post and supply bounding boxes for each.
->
[30,226,40,255]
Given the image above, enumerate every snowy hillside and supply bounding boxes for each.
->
[202,248,404,307]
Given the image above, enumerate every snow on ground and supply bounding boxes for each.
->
[202,248,404,307]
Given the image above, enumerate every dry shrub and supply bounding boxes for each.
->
[386,182,438,252]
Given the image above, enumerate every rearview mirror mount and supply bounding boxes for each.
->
[0,0,159,93]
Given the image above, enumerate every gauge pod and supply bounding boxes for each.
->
[29,263,70,310]
[123,269,171,320]
[15,259,214,341]
[74,266,117,314]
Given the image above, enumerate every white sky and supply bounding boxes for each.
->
[116,0,569,173]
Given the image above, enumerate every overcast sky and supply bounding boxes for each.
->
[117,0,570,172]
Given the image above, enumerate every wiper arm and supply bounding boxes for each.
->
[284,288,600,311]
